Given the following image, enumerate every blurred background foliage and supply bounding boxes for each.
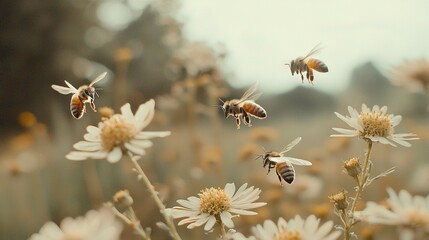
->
[0,0,428,239]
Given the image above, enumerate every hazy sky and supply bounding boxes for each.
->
[178,0,429,93]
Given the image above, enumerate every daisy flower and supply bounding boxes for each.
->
[390,59,429,92]
[29,207,123,240]
[167,183,266,231]
[252,215,341,240]
[331,104,418,147]
[355,188,429,232]
[66,99,170,163]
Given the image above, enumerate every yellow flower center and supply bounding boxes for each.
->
[199,187,231,215]
[407,209,429,228]
[275,229,302,240]
[100,116,136,151]
[359,110,393,138]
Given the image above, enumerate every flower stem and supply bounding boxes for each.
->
[127,152,182,240]
[108,203,151,240]
[344,141,373,240]
[216,216,227,238]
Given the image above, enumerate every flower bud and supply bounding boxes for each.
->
[329,190,348,211]
[344,157,361,177]
[113,189,134,208]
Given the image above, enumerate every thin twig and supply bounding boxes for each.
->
[127,152,182,240]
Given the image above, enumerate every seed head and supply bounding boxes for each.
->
[329,190,349,211]
[344,157,361,177]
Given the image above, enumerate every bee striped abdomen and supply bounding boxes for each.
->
[276,162,295,184]
[70,95,85,119]
[307,58,328,73]
[242,102,267,119]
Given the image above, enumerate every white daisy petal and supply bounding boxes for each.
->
[135,131,171,139]
[107,147,122,163]
[66,151,90,161]
[73,141,101,151]
[86,125,100,134]
[204,216,217,231]
[120,103,134,120]
[220,211,234,228]
[124,142,146,156]
[332,128,359,136]
[84,133,100,142]
[224,183,236,198]
[130,139,153,148]
[135,99,155,130]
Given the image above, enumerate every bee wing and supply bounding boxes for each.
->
[280,137,302,154]
[89,72,107,87]
[303,43,323,61]
[238,82,258,102]
[51,81,78,95]
[284,157,312,166]
[267,156,288,163]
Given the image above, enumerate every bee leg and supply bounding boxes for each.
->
[242,110,252,127]
[308,68,314,85]
[90,100,97,112]
[276,171,283,186]
[235,117,241,129]
[300,72,304,83]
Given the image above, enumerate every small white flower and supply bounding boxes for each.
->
[252,215,341,240]
[66,100,170,163]
[331,104,418,147]
[355,188,429,232]
[390,59,429,92]
[167,183,266,231]
[29,207,123,240]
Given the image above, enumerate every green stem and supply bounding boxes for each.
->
[128,152,182,240]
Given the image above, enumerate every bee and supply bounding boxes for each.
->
[285,44,328,84]
[51,72,107,119]
[256,137,312,185]
[219,82,267,129]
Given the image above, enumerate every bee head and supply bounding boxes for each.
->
[218,98,229,118]
[285,60,295,75]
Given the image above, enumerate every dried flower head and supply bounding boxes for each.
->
[66,100,170,163]
[331,104,418,147]
[113,189,134,208]
[98,106,114,119]
[355,188,429,232]
[390,59,429,92]
[29,207,123,240]
[251,215,341,240]
[344,157,361,177]
[329,190,349,211]
[167,183,266,231]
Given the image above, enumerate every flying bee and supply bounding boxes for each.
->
[219,82,267,129]
[51,72,107,119]
[256,137,312,185]
[285,44,329,84]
